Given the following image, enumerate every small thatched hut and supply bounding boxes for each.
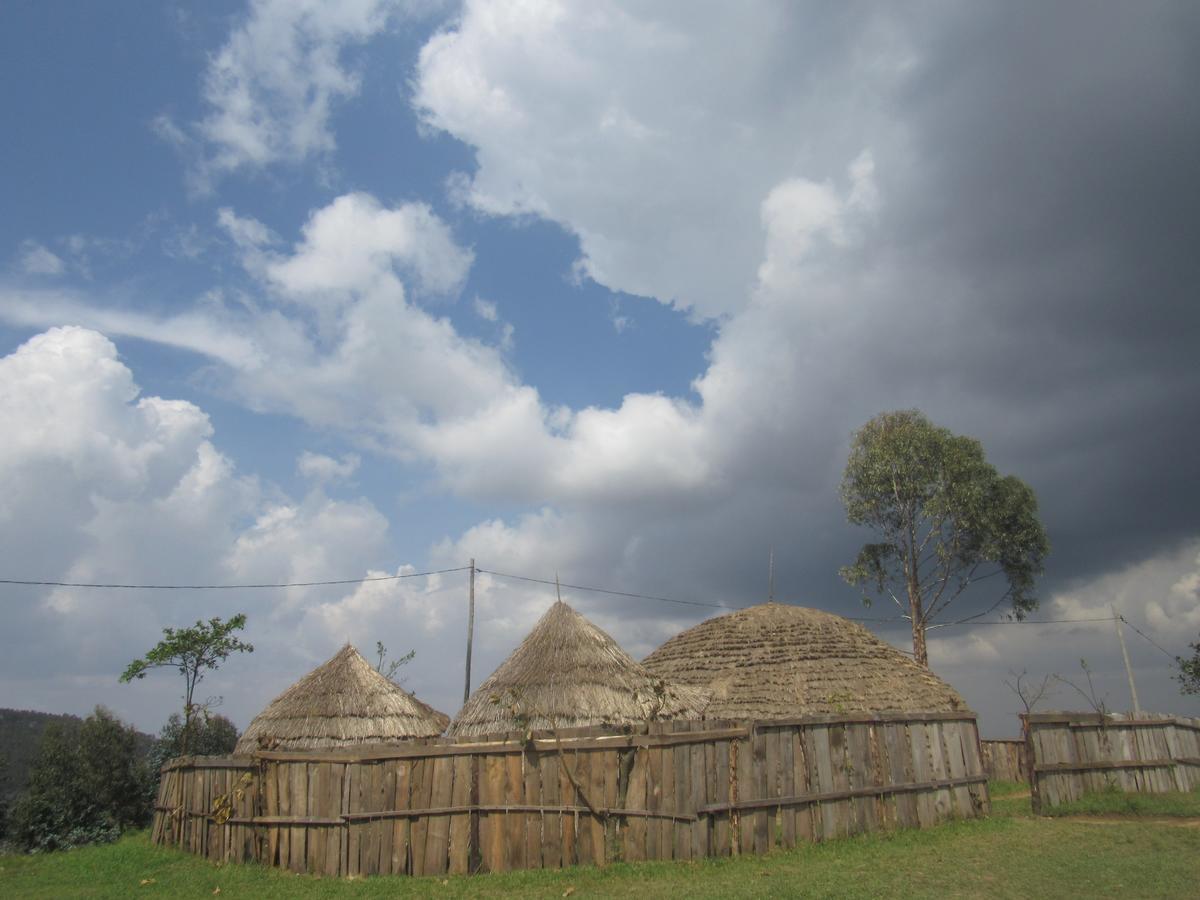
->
[448,601,709,737]
[642,603,967,719]
[234,644,449,754]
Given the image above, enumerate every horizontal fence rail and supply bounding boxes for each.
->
[1023,712,1200,812]
[152,714,989,877]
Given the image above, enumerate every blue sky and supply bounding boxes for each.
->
[1,1,1198,738]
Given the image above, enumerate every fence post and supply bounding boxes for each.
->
[1021,714,1041,815]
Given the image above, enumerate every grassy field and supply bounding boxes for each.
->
[2,786,1197,899]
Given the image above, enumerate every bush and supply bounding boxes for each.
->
[145,712,239,803]
[7,707,151,852]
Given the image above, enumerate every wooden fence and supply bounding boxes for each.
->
[152,713,988,877]
[980,739,1026,782]
[1023,712,1200,812]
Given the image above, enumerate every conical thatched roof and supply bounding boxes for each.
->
[642,603,968,719]
[234,644,449,754]
[448,601,709,737]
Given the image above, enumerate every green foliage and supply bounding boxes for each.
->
[6,708,151,853]
[0,752,8,840]
[120,615,253,753]
[1044,785,1200,818]
[1176,636,1200,695]
[6,811,1200,899]
[145,712,240,804]
[374,641,415,684]
[839,410,1049,664]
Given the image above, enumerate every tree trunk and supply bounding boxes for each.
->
[909,582,929,667]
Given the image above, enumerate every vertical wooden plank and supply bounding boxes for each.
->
[660,741,676,860]
[712,737,731,856]
[623,747,647,862]
[336,764,350,876]
[448,755,473,875]
[571,746,591,868]
[751,727,770,854]
[373,761,393,876]
[763,726,780,851]
[505,748,528,872]
[392,758,412,875]
[848,724,876,835]
[587,748,607,866]
[779,726,796,849]
[926,723,950,822]
[908,724,934,828]
[689,732,706,859]
[424,754,455,876]
[793,727,814,843]
[483,753,508,872]
[604,748,621,865]
[291,763,308,872]
[410,757,436,877]
[737,732,755,852]
[809,725,835,840]
[346,763,361,877]
[526,748,544,869]
[645,743,661,861]
[539,750,562,869]
[559,749,577,869]
[305,763,322,874]
[673,733,691,860]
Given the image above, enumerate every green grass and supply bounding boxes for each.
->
[1043,784,1200,819]
[3,787,1198,899]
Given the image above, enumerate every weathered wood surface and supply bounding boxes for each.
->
[1024,712,1200,811]
[152,713,988,877]
[980,739,1027,782]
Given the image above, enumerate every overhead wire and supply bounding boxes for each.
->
[0,566,471,590]
[0,564,1166,635]
[1119,615,1179,660]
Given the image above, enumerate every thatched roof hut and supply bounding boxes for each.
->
[233,644,449,754]
[642,603,967,719]
[448,601,709,737]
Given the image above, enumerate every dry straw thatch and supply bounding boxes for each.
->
[642,602,968,719]
[448,601,710,737]
[233,644,449,754]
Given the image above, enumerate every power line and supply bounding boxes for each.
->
[0,562,1157,635]
[0,566,471,590]
[1119,615,1178,660]
[477,568,740,610]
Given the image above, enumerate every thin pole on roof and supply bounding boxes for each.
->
[768,546,775,603]
[556,572,562,602]
[463,559,476,706]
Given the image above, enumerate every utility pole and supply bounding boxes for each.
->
[463,559,475,707]
[1112,605,1141,716]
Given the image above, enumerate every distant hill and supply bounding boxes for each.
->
[0,708,154,804]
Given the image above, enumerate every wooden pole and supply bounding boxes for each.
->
[767,547,774,603]
[1112,605,1141,716]
[463,559,475,706]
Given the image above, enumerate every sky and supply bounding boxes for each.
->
[1,0,1197,740]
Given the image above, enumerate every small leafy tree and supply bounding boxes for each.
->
[840,410,1049,666]
[375,641,415,684]
[7,707,150,852]
[1175,636,1200,695]
[120,614,253,754]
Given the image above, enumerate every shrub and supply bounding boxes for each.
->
[7,707,151,852]
[145,712,239,804]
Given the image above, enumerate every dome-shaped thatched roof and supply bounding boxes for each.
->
[448,601,709,737]
[234,644,449,754]
[642,603,967,719]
